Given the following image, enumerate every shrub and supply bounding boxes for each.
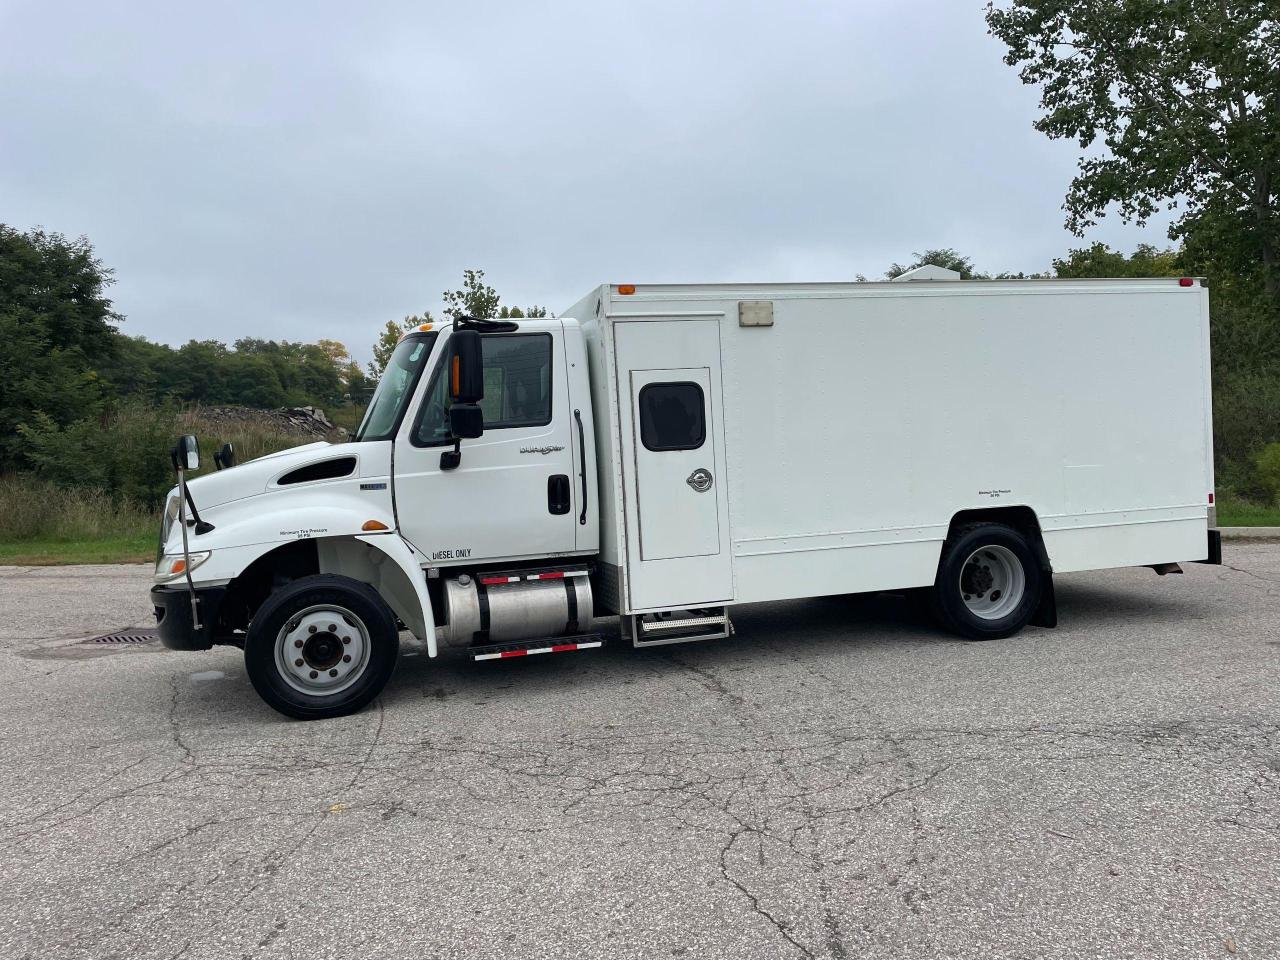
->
[1256,442,1280,506]
[1213,371,1280,468]
[18,402,176,507]
[16,400,325,509]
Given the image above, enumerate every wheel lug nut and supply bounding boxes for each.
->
[343,654,351,663]
[295,658,304,667]
[342,636,351,645]
[308,625,317,634]
[329,669,338,677]
[328,624,337,632]
[294,638,303,648]
[309,670,318,679]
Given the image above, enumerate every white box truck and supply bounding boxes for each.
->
[151,276,1221,719]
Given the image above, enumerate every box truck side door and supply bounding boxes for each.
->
[614,319,733,610]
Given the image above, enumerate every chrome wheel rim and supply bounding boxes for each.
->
[959,545,1025,621]
[275,604,371,696]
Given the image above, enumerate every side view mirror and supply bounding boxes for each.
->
[213,442,236,471]
[449,329,484,404]
[449,403,483,440]
[171,435,200,472]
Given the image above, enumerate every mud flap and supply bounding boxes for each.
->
[1031,570,1057,629]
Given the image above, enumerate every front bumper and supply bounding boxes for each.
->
[151,584,227,651]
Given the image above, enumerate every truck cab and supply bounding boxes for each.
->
[387,318,598,569]
[152,316,603,719]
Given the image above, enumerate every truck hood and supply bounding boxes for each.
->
[177,441,352,510]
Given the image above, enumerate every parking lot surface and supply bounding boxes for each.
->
[1,548,1277,959]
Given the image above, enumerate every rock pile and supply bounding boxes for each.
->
[195,406,346,440]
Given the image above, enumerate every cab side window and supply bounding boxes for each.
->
[479,334,553,428]
[414,332,553,445]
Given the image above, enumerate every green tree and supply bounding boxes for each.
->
[0,226,121,466]
[986,1,1280,299]
[317,338,362,394]
[368,315,429,379]
[442,269,501,320]
[441,268,548,320]
[369,269,549,379]
[1052,243,1184,279]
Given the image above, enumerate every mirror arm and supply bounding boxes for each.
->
[182,485,216,535]
[439,440,462,472]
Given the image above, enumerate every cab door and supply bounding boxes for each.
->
[615,319,734,610]
[393,321,580,567]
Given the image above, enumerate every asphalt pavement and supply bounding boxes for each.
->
[0,548,1277,959]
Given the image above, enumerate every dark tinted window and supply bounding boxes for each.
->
[639,382,705,451]
[479,334,553,428]
[414,332,553,445]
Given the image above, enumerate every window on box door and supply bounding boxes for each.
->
[414,332,554,446]
[638,382,705,451]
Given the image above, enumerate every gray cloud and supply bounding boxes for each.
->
[1,0,1173,362]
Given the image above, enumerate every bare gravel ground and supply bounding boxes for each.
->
[0,549,1277,960]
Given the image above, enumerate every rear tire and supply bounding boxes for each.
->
[931,523,1043,640]
[245,574,399,720]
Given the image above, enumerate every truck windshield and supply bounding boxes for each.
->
[354,334,437,442]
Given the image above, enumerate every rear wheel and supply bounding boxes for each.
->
[245,575,399,720]
[931,523,1043,640]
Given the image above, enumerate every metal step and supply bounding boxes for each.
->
[629,609,733,647]
[470,632,604,662]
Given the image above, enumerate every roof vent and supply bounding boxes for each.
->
[891,265,962,282]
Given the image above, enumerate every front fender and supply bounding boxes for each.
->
[171,531,438,656]
[349,533,437,657]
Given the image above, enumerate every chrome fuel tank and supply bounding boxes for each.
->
[440,574,593,647]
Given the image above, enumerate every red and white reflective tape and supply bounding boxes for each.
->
[473,640,602,661]
[480,570,589,585]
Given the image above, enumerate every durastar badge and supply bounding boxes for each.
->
[520,445,564,455]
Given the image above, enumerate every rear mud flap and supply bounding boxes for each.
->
[1031,571,1057,629]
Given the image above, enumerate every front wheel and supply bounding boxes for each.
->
[931,523,1043,640]
[245,575,399,720]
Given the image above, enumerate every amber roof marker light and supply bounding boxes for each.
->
[617,284,636,295]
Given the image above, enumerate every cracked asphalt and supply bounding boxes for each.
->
[1,548,1277,960]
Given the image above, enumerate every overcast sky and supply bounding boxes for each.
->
[2,0,1173,362]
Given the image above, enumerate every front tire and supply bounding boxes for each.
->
[931,523,1043,640]
[245,575,399,720]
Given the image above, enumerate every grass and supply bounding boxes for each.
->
[1217,495,1280,527]
[0,535,155,566]
[0,474,158,565]
[329,403,366,434]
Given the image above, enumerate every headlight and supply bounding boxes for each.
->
[154,551,211,582]
[159,495,179,545]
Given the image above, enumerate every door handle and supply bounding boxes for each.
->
[574,409,588,525]
[548,475,571,515]
[686,468,713,492]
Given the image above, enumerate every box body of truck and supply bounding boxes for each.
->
[564,279,1214,618]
